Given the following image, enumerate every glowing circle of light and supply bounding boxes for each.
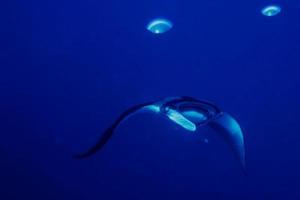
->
[261,5,281,17]
[146,18,173,34]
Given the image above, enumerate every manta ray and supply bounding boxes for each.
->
[74,96,246,171]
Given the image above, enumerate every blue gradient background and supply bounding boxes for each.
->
[1,0,300,199]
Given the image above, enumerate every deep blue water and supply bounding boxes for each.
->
[1,0,300,199]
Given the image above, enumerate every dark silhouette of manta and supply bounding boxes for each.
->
[74,96,246,172]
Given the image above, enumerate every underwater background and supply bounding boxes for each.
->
[1,0,300,199]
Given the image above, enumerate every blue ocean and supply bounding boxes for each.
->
[1,0,300,199]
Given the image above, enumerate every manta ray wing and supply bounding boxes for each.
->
[208,112,246,171]
[74,102,156,159]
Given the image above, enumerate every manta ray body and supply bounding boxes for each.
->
[75,96,246,171]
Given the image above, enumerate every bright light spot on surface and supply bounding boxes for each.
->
[147,18,173,34]
[166,108,196,132]
[262,5,281,16]
[203,138,209,143]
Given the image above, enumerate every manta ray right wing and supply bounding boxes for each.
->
[74,102,156,159]
[208,112,246,171]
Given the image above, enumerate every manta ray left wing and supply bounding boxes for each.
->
[74,102,155,159]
